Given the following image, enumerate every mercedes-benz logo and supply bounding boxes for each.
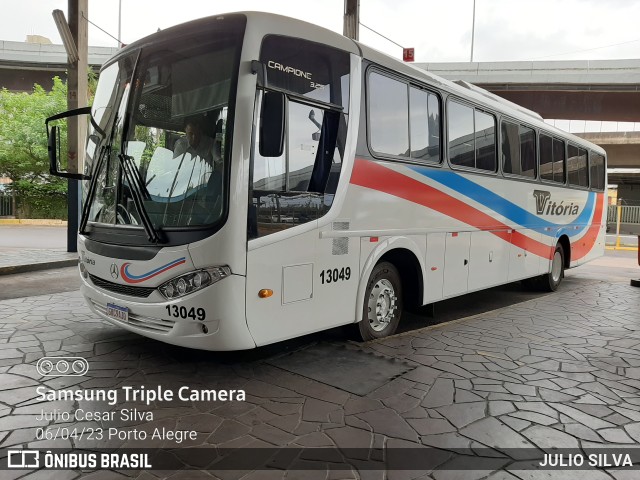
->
[110,263,119,279]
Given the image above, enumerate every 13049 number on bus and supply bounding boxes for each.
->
[320,267,351,284]
[165,306,206,321]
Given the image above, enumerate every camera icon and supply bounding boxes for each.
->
[7,450,39,468]
[36,357,89,377]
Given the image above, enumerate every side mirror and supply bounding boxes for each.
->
[45,107,94,180]
[48,125,61,175]
[308,109,322,141]
[259,91,285,157]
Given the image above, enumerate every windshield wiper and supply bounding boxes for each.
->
[117,152,161,243]
[120,153,150,200]
[79,145,162,243]
[115,50,161,243]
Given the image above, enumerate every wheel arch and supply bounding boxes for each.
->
[557,234,571,268]
[355,237,426,323]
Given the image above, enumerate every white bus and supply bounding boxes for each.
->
[47,12,607,351]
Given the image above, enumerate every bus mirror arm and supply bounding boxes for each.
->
[251,60,267,87]
[45,107,97,180]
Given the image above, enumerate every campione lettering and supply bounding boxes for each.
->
[267,60,312,80]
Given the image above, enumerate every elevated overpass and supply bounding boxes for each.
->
[576,132,640,203]
[4,43,639,121]
[3,42,639,120]
[418,60,640,201]
[417,59,640,122]
[0,40,117,92]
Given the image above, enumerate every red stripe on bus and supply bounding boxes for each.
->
[351,159,560,260]
[570,193,604,261]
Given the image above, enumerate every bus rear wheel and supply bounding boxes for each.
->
[543,243,565,291]
[358,262,403,341]
[523,243,565,292]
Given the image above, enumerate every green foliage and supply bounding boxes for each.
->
[0,77,68,184]
[88,69,99,98]
[0,77,73,218]
[13,179,68,219]
[0,74,97,219]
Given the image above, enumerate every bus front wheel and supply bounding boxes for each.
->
[358,262,403,341]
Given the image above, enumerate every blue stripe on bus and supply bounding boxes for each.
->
[408,166,595,238]
[123,257,186,280]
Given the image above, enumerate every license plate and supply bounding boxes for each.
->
[106,303,129,323]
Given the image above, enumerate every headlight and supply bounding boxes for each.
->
[158,266,231,299]
[79,262,88,278]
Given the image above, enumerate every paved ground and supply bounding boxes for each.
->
[0,249,77,276]
[605,234,639,247]
[0,227,77,275]
[0,266,81,301]
[0,251,639,479]
[0,226,67,250]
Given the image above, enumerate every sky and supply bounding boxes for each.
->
[4,0,640,63]
[3,0,640,132]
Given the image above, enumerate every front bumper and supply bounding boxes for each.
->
[81,273,256,351]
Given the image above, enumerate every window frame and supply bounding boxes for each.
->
[566,142,590,189]
[446,97,498,174]
[366,69,409,159]
[249,90,347,239]
[365,66,443,166]
[252,90,346,194]
[539,131,566,186]
[259,34,351,113]
[589,151,606,192]
[500,118,538,181]
[408,84,442,164]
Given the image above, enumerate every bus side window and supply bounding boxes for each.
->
[502,121,535,179]
[475,110,496,171]
[590,153,605,190]
[250,98,344,239]
[308,110,341,193]
[553,138,566,183]
[448,101,475,168]
[540,133,554,182]
[568,144,588,187]
[288,102,322,191]
[520,126,536,179]
[409,87,440,163]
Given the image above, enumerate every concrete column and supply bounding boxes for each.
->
[66,0,88,253]
[343,0,359,40]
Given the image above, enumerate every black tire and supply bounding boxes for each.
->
[522,243,565,292]
[541,243,565,292]
[357,262,403,341]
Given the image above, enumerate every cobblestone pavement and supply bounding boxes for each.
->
[0,254,639,479]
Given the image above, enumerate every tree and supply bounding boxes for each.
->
[0,77,68,183]
[0,77,69,217]
[0,74,98,218]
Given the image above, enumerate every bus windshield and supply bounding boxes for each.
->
[84,26,243,233]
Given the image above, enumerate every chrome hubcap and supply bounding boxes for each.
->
[551,251,562,283]
[367,279,397,332]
